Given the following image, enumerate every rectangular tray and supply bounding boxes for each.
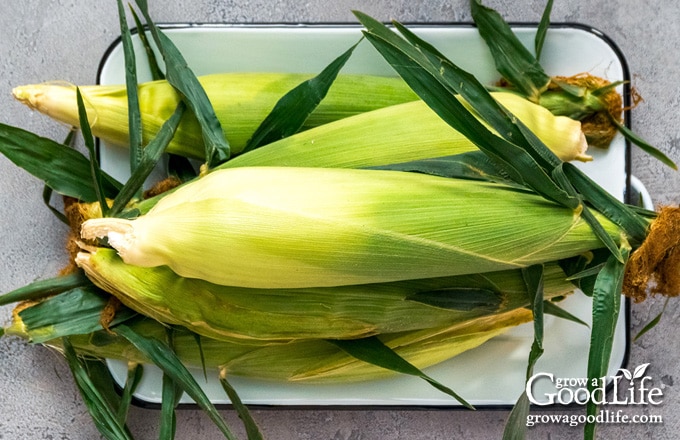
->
[98,22,631,408]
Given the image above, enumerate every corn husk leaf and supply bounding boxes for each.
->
[8,285,531,386]
[502,264,545,440]
[0,271,90,307]
[330,336,473,408]
[11,286,136,344]
[77,87,111,216]
[114,323,240,440]
[116,0,143,173]
[81,167,623,290]
[243,39,361,153]
[354,12,577,209]
[224,91,588,170]
[132,0,230,167]
[585,245,630,440]
[0,123,122,202]
[62,337,135,440]
[470,0,551,101]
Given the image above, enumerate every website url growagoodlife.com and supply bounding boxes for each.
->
[526,409,663,427]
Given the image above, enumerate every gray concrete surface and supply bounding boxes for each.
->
[1,1,678,439]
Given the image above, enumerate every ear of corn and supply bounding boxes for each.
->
[222,92,589,170]
[75,247,574,341]
[81,166,622,289]
[13,308,531,384]
[12,75,588,166]
[5,285,537,383]
[12,73,418,159]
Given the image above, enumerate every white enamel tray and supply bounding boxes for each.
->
[98,23,639,408]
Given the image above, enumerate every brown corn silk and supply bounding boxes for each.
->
[549,73,622,148]
[624,206,680,301]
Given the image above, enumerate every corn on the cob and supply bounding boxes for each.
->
[9,308,531,383]
[81,166,623,289]
[222,92,589,169]
[13,76,589,166]
[75,247,573,341]
[12,73,418,159]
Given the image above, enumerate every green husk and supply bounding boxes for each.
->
[81,166,625,289]
[18,310,532,384]
[12,72,418,160]
[75,247,574,342]
[222,91,589,169]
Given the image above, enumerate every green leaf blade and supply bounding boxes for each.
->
[354,12,577,209]
[611,117,677,170]
[535,0,554,61]
[329,336,474,409]
[543,301,589,328]
[0,271,90,307]
[219,371,264,440]
[62,338,135,440]
[502,392,531,440]
[634,297,670,342]
[109,102,186,217]
[406,287,502,312]
[116,0,143,175]
[562,163,650,244]
[133,0,230,166]
[502,265,545,440]
[115,324,239,440]
[0,123,121,202]
[367,151,519,184]
[470,0,551,100]
[129,7,165,81]
[77,88,111,216]
[585,247,629,440]
[159,372,183,440]
[117,363,144,425]
[243,39,361,152]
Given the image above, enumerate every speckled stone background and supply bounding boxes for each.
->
[1,1,678,439]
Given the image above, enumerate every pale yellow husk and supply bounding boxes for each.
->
[81,166,620,289]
